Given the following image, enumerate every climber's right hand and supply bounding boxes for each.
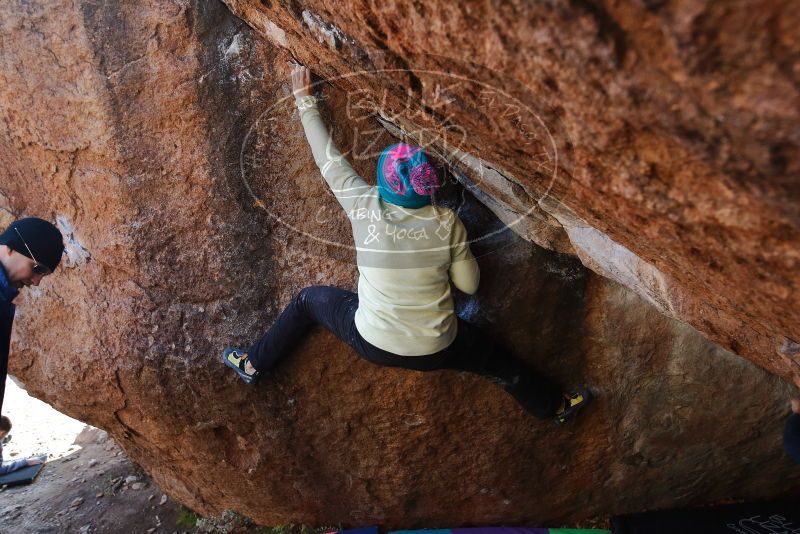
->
[292,64,312,99]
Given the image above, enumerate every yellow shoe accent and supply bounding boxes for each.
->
[569,394,584,407]
[227,351,246,366]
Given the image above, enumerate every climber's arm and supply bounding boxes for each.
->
[292,65,370,212]
[448,217,480,295]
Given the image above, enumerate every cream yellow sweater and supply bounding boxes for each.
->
[297,95,480,356]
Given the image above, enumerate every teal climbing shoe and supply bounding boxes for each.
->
[554,386,594,425]
[222,347,261,386]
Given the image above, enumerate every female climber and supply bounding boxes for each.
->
[222,64,592,424]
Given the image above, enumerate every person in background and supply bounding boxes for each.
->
[0,416,46,476]
[0,217,64,421]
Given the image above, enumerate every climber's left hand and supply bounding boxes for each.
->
[292,64,312,98]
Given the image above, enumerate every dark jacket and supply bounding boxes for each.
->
[0,263,19,418]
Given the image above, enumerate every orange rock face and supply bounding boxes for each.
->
[0,0,798,528]
[223,0,800,385]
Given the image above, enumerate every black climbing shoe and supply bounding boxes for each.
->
[222,347,261,386]
[554,386,593,425]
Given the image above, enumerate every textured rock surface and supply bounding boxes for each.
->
[223,0,800,385]
[0,0,798,528]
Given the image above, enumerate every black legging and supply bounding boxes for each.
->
[247,285,563,419]
[786,413,800,464]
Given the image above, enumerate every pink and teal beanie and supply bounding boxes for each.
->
[376,143,441,209]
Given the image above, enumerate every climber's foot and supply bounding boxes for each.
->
[222,347,261,386]
[554,386,593,425]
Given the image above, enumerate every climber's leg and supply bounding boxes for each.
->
[244,286,359,373]
[225,284,442,383]
[785,411,800,464]
[438,319,571,420]
[347,316,584,421]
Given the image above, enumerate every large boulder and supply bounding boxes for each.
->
[222,0,800,385]
[0,0,797,527]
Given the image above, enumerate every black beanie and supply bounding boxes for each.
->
[0,217,65,272]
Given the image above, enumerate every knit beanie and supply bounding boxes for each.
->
[0,218,64,273]
[376,143,441,209]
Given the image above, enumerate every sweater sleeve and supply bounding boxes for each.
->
[296,95,371,212]
[449,216,480,295]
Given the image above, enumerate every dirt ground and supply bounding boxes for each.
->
[0,377,264,534]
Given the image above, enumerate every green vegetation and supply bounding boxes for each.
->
[176,509,200,528]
